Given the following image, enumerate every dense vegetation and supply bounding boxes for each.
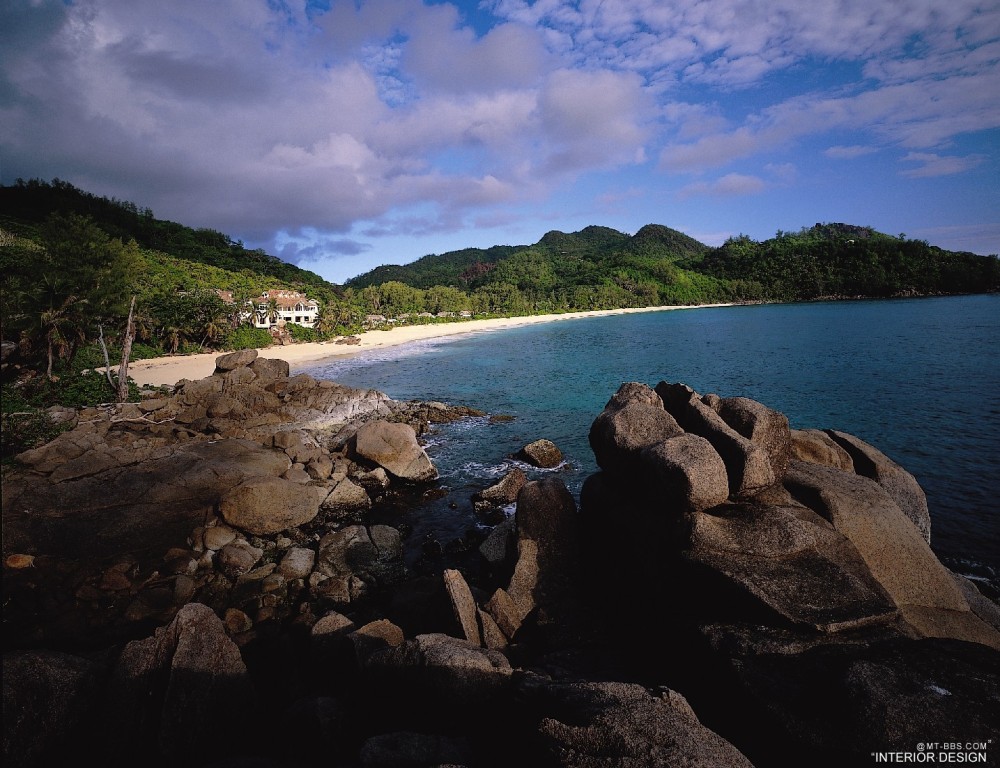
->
[349,221,998,311]
[2,177,997,447]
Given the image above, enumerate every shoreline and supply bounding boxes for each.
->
[127,303,734,387]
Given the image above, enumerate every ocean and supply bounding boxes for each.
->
[303,294,1000,591]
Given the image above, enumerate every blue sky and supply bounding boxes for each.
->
[2,0,998,284]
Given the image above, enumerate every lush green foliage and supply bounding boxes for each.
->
[223,326,274,351]
[347,221,997,313]
[2,211,141,377]
[3,179,996,411]
[694,224,1000,301]
[285,323,318,342]
[0,178,335,299]
[1,383,74,460]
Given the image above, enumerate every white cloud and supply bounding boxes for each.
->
[825,145,878,159]
[2,0,998,279]
[678,172,766,198]
[899,152,988,178]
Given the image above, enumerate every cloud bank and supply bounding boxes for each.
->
[2,0,997,281]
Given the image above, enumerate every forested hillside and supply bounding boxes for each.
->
[348,220,998,311]
[2,177,997,416]
[0,178,335,298]
[1,179,356,430]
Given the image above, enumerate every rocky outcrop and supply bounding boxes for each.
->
[579,380,1000,766]
[2,354,469,648]
[4,372,998,768]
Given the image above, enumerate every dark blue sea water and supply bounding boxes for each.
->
[304,295,1000,590]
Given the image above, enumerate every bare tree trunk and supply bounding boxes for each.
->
[116,296,136,403]
[97,324,115,388]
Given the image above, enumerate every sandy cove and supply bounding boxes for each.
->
[127,303,733,388]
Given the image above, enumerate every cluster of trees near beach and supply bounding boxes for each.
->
[2,177,998,425]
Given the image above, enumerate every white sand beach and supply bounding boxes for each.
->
[127,303,733,388]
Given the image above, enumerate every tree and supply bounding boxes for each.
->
[13,213,138,376]
[314,300,361,336]
[116,295,136,402]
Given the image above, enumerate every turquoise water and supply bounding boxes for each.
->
[304,294,1000,588]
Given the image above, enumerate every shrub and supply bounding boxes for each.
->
[15,369,139,409]
[1,405,72,460]
[285,323,318,342]
[223,326,273,351]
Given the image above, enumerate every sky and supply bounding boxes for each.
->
[2,1,998,285]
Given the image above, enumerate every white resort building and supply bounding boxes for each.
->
[252,290,319,329]
[216,289,320,329]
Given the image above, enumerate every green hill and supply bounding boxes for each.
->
[0,178,349,394]
[348,220,997,308]
[3,177,996,377]
[0,178,339,301]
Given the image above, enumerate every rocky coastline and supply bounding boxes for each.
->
[3,351,999,767]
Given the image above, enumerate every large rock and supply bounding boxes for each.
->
[104,603,257,764]
[718,396,792,480]
[214,348,258,372]
[589,401,684,475]
[639,433,730,514]
[508,478,584,644]
[785,460,1000,650]
[517,438,563,468]
[350,420,438,482]
[219,476,322,535]
[685,502,898,631]
[656,382,775,498]
[472,467,527,507]
[827,429,931,543]
[521,677,755,768]
[3,439,291,561]
[443,568,481,646]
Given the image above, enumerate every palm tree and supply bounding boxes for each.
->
[200,316,226,348]
[314,301,360,336]
[265,296,280,326]
[24,274,88,378]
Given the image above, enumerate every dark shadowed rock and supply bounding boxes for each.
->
[3,438,291,561]
[105,603,257,764]
[359,731,474,767]
[364,633,512,721]
[520,676,755,768]
[639,433,730,514]
[509,478,585,645]
[2,650,101,768]
[716,637,1000,767]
